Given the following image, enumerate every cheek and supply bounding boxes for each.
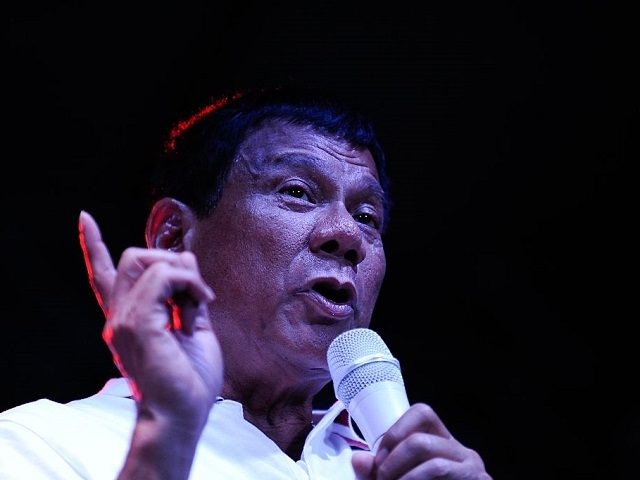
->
[250,203,310,262]
[202,208,308,298]
[358,248,387,310]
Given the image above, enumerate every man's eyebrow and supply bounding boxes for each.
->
[360,179,387,208]
[266,152,387,203]
[245,152,310,176]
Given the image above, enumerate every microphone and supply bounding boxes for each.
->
[327,328,410,452]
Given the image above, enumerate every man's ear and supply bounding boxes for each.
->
[145,197,197,251]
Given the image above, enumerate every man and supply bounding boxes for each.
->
[0,85,492,479]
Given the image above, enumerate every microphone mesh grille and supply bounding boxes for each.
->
[327,328,404,408]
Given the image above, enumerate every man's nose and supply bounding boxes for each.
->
[309,203,366,267]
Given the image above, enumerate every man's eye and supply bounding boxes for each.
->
[354,212,379,229]
[279,186,309,201]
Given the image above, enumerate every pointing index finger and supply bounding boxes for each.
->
[78,210,117,315]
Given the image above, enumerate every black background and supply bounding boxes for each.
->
[2,2,637,479]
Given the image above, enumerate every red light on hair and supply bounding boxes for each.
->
[165,92,243,153]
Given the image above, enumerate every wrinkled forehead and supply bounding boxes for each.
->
[234,119,380,180]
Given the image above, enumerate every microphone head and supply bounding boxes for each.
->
[327,328,405,408]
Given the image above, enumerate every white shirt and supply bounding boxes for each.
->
[0,378,369,479]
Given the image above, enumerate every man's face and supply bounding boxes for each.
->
[191,119,387,384]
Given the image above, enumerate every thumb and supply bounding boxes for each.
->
[351,450,376,480]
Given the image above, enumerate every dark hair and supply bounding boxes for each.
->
[150,85,392,232]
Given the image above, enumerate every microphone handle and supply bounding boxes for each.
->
[347,380,410,452]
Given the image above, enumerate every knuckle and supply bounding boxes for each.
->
[179,250,198,266]
[412,402,437,423]
[427,457,451,477]
[406,431,433,456]
[118,247,138,265]
[413,402,435,416]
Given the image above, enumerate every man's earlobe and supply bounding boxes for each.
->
[145,197,196,251]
